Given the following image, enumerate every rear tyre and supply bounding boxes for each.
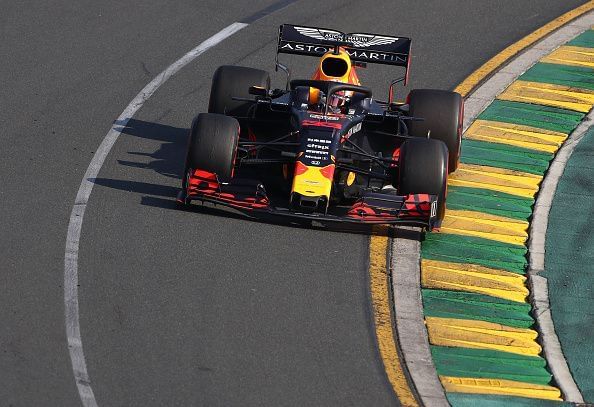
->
[184,113,239,184]
[408,89,463,172]
[397,138,448,225]
[208,65,270,117]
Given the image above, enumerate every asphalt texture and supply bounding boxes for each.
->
[0,1,588,405]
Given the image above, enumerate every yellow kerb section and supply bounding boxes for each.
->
[438,209,529,246]
[425,317,541,356]
[542,45,594,68]
[448,163,541,199]
[465,120,568,153]
[422,259,528,303]
[440,377,562,400]
[498,80,594,113]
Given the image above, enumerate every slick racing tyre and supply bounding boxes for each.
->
[185,113,239,183]
[407,89,463,172]
[208,65,270,117]
[397,138,448,224]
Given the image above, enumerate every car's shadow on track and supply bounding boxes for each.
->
[91,178,179,198]
[90,117,188,204]
[91,118,416,237]
[115,118,187,180]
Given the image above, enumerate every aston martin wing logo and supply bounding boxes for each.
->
[345,33,399,48]
[294,26,398,48]
[294,26,344,42]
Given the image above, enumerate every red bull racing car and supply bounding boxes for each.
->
[176,24,463,230]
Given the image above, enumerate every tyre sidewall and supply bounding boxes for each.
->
[208,65,270,117]
[186,113,239,182]
[397,138,448,224]
[408,89,463,172]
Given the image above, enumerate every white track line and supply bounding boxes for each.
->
[64,22,247,407]
[392,11,594,405]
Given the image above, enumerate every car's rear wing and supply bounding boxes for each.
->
[277,24,412,68]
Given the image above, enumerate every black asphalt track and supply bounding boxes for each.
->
[1,1,587,405]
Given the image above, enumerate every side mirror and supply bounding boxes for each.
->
[249,86,268,97]
[360,97,371,112]
[291,86,310,108]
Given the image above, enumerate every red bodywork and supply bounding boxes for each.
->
[179,167,436,225]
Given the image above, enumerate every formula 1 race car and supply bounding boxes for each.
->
[177,24,463,230]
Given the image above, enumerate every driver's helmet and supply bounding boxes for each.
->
[310,48,361,113]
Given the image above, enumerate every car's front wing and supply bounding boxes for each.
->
[177,169,438,228]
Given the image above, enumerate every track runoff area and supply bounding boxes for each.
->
[369,2,594,406]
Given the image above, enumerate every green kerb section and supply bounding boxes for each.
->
[446,393,572,407]
[423,289,534,328]
[421,29,594,405]
[521,62,594,91]
[431,346,552,385]
[544,127,594,402]
[460,139,552,175]
[478,100,583,134]
[567,29,594,48]
[422,233,527,274]
[447,186,534,221]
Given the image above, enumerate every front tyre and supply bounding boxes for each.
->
[397,138,448,226]
[183,113,239,186]
[408,89,463,172]
[208,65,270,117]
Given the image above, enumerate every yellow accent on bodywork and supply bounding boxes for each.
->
[346,171,356,186]
[421,259,529,302]
[440,376,562,400]
[291,164,333,199]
